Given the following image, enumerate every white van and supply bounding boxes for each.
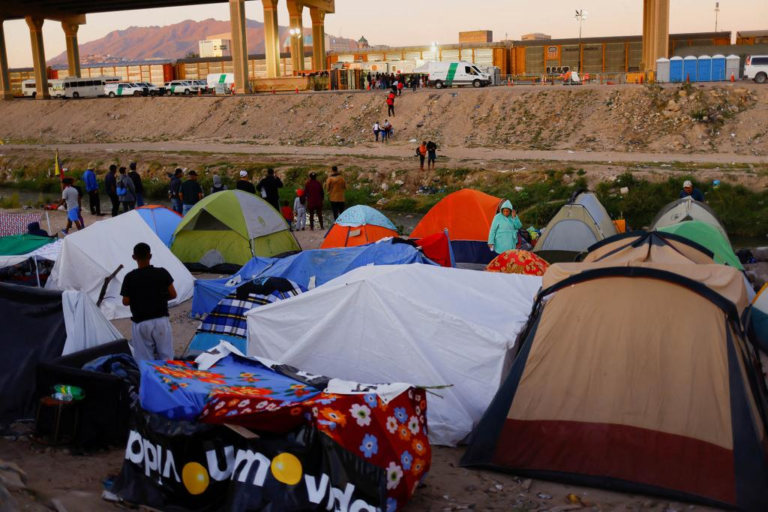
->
[414,61,492,89]
[207,73,235,94]
[21,79,37,98]
[105,82,146,97]
[164,80,196,95]
[745,55,768,84]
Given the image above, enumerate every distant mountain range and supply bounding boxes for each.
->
[49,18,358,65]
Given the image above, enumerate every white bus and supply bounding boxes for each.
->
[50,76,120,99]
[21,79,37,98]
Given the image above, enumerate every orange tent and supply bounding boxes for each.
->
[410,189,503,264]
[320,224,399,249]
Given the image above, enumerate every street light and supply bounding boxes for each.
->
[575,9,587,40]
[290,28,302,38]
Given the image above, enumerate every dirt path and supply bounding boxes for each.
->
[4,141,767,165]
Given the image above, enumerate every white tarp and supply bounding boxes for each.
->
[61,290,123,355]
[46,212,195,319]
[246,264,542,446]
[0,239,63,268]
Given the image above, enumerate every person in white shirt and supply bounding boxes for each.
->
[293,189,307,231]
[373,121,381,142]
[57,178,83,235]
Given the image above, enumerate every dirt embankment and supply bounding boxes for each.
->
[2,83,767,156]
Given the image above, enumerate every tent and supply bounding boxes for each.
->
[186,277,304,355]
[486,250,549,276]
[753,284,768,353]
[657,221,742,270]
[533,190,617,263]
[651,197,730,243]
[583,231,716,265]
[410,189,503,265]
[191,239,436,317]
[246,264,542,446]
[171,190,300,272]
[46,213,195,320]
[0,282,122,421]
[461,262,768,511]
[320,205,399,249]
[0,234,53,256]
[135,205,182,247]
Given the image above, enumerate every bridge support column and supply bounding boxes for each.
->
[310,7,326,71]
[641,0,670,72]
[25,16,49,99]
[229,0,250,93]
[287,0,305,73]
[0,20,12,100]
[263,0,281,77]
[62,19,82,78]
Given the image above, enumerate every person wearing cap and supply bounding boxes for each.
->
[304,172,324,231]
[179,171,203,215]
[680,180,705,202]
[128,162,145,207]
[82,167,101,216]
[236,170,256,194]
[293,189,307,231]
[169,168,183,214]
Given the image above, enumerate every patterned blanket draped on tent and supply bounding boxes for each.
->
[111,346,431,511]
[486,250,548,276]
[0,213,43,237]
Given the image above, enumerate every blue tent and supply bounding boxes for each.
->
[335,205,398,230]
[191,240,436,317]
[135,206,182,247]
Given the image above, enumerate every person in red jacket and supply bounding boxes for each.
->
[304,172,325,231]
[386,91,395,117]
[396,78,404,97]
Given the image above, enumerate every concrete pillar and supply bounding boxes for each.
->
[229,0,250,94]
[62,20,82,78]
[25,16,49,99]
[0,20,13,100]
[641,0,670,72]
[287,0,305,73]
[641,0,651,70]
[310,7,326,71]
[262,0,281,78]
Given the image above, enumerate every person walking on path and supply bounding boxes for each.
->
[120,242,177,362]
[117,167,136,214]
[382,119,392,142]
[128,162,145,207]
[427,140,438,171]
[293,189,307,231]
[373,121,381,142]
[179,170,203,215]
[82,168,101,216]
[210,174,227,194]
[169,168,183,215]
[325,166,347,220]
[488,200,522,254]
[397,78,404,97]
[386,90,396,117]
[417,141,428,171]
[256,168,284,212]
[304,172,324,231]
[57,178,83,235]
[105,165,119,217]
[236,170,257,194]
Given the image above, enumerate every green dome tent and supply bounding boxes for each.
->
[657,221,742,270]
[171,190,300,272]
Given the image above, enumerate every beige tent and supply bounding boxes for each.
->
[651,197,729,244]
[533,191,617,262]
[583,231,717,265]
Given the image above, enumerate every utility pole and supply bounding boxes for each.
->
[715,2,720,32]
[575,9,587,72]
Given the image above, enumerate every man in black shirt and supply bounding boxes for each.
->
[128,162,145,207]
[179,171,204,215]
[120,243,177,361]
[169,168,183,214]
[236,170,257,194]
[256,168,283,211]
[104,164,119,217]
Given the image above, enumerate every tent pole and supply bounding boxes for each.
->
[33,257,41,287]
[45,211,51,235]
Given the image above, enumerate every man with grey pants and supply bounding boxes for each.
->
[120,243,177,361]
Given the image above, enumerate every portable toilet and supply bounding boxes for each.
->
[697,55,712,82]
[683,56,698,82]
[711,54,726,81]
[726,54,741,81]
[670,56,684,82]
[656,58,670,83]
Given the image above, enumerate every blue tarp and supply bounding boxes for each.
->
[335,205,398,230]
[191,240,436,317]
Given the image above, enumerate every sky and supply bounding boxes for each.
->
[3,0,767,67]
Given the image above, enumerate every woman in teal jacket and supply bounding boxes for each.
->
[488,200,522,254]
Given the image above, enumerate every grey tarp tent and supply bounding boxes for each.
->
[650,197,730,244]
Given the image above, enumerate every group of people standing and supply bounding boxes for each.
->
[280,166,347,231]
[366,72,427,93]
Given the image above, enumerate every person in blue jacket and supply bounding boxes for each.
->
[680,180,705,202]
[82,168,101,216]
[488,200,522,254]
